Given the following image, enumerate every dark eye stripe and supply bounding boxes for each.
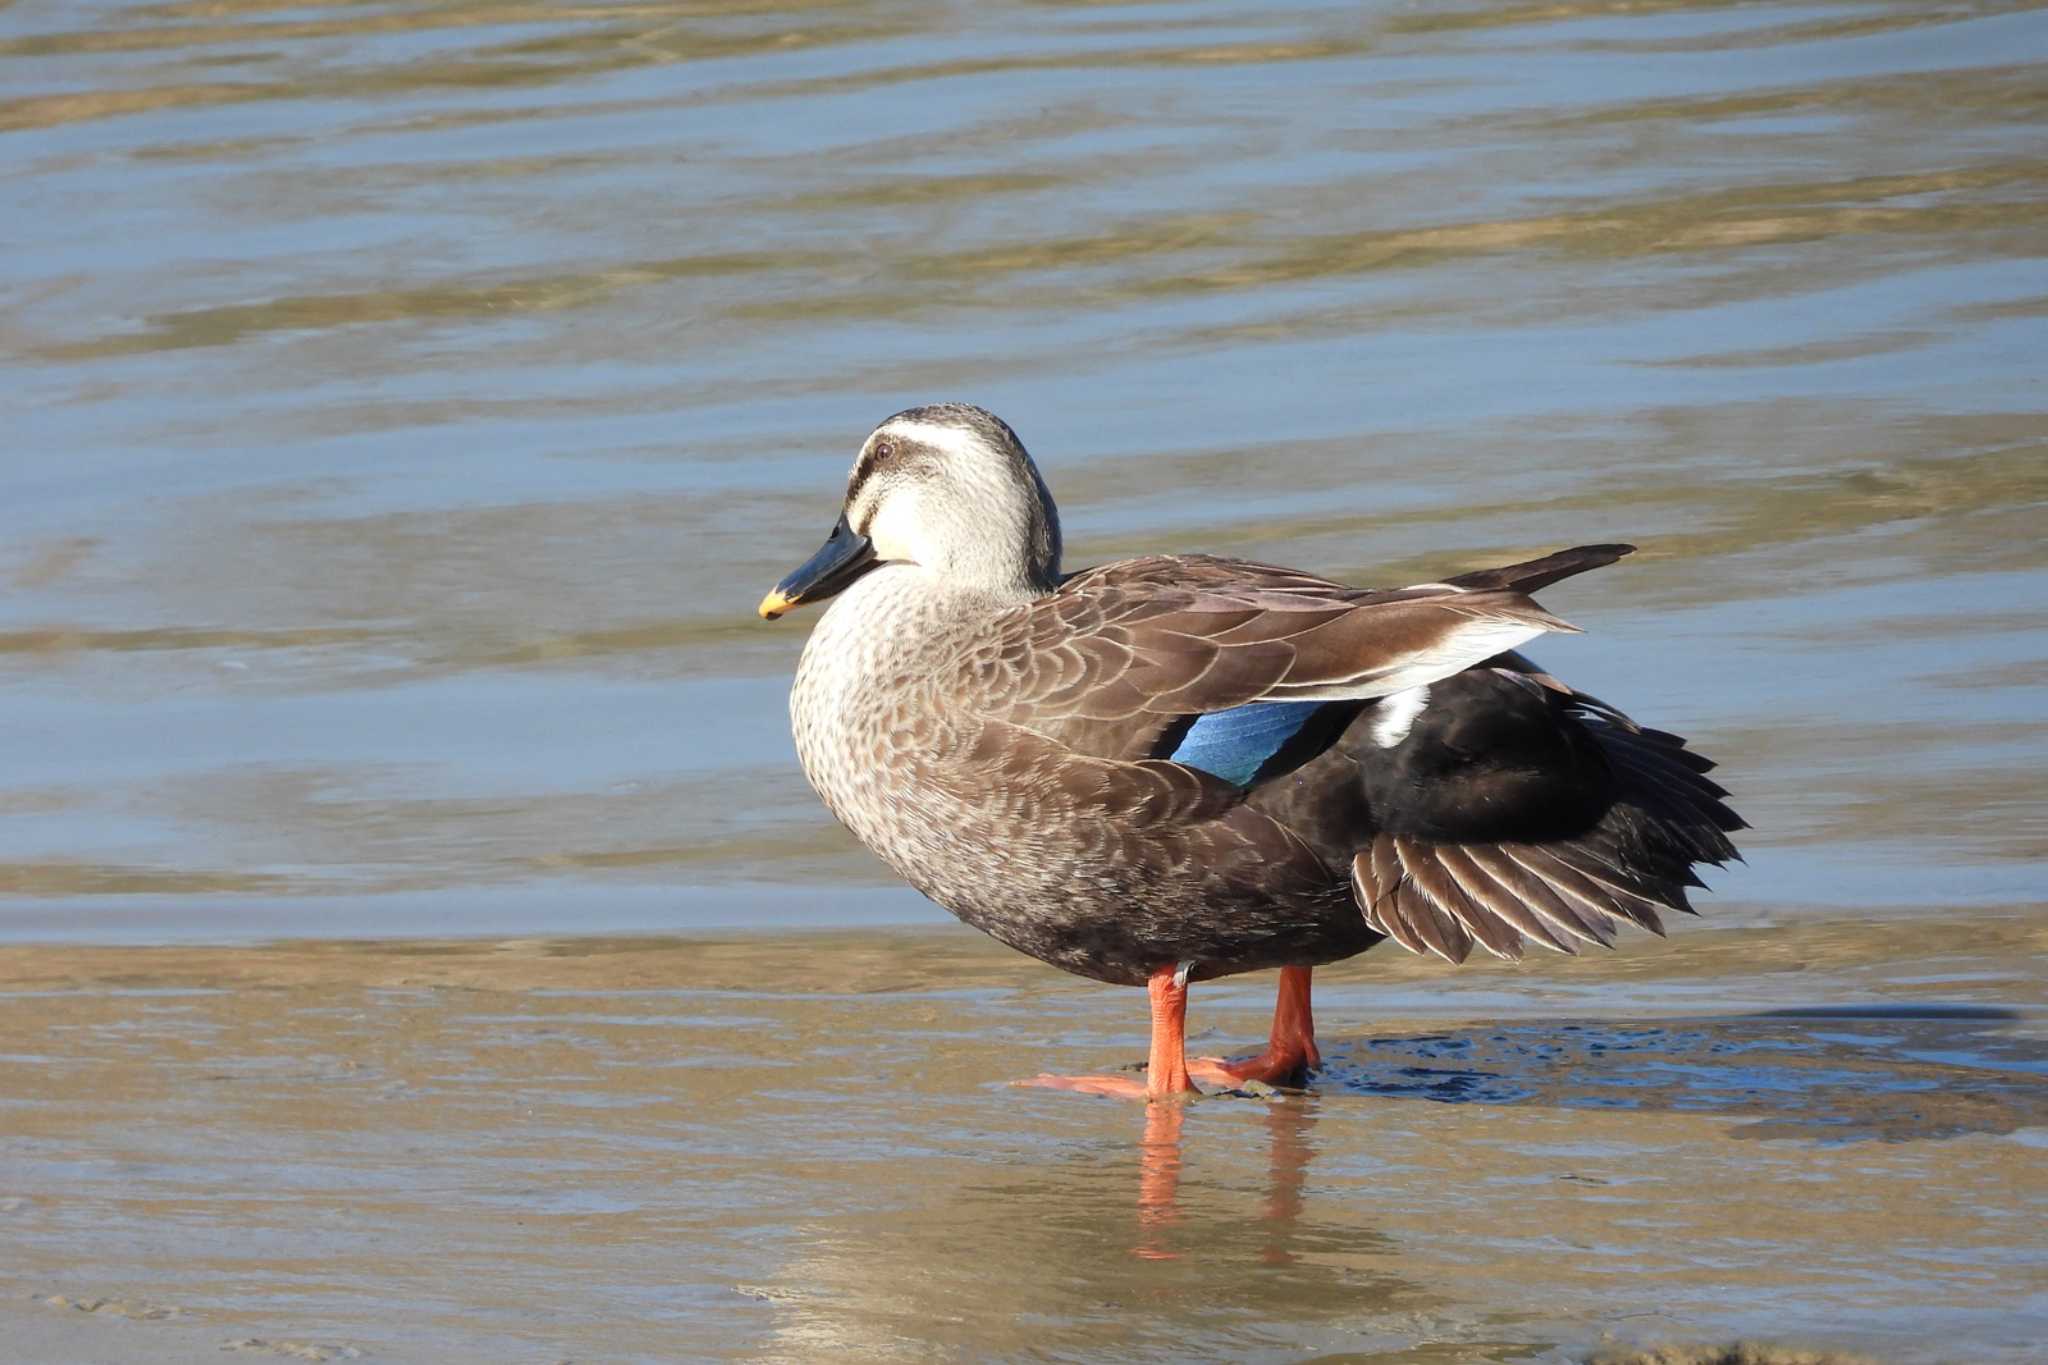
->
[844,437,897,512]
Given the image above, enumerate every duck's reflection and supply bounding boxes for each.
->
[1133,1096,1318,1262]
[755,1090,1406,1359]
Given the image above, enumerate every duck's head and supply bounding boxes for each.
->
[758,403,1063,620]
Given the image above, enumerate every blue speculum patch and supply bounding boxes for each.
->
[1167,700,1328,786]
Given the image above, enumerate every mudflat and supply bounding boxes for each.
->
[4,909,2042,1363]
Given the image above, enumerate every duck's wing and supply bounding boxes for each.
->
[1339,669,1746,964]
[964,546,1744,967]
[1065,543,1636,601]
[1239,655,1744,965]
[983,547,1631,760]
[1061,553,1362,600]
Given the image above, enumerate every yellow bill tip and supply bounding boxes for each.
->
[757,590,795,620]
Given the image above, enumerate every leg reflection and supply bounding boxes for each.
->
[1260,1097,1316,1265]
[1133,1100,1185,1260]
[1129,1096,1319,1262]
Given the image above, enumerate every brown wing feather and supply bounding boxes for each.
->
[1351,834,1677,961]
[972,550,1633,765]
[995,583,1578,746]
[1432,845,1557,955]
[1353,843,1425,955]
[1064,554,1357,599]
[1459,844,1603,949]
[1414,843,1526,959]
[1335,653,1742,960]
[1409,883,1475,965]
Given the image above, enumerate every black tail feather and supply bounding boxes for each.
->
[1442,544,1636,596]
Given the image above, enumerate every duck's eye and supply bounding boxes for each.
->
[872,438,895,462]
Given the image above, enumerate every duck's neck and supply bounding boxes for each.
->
[865,561,1048,625]
[921,545,1061,603]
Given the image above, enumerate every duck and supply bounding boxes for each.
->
[758,403,1743,1101]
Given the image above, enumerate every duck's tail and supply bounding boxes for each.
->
[1349,738,1743,963]
[1435,543,1636,596]
[1341,658,1744,966]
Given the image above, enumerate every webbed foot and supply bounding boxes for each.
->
[1013,1071,1199,1101]
[1189,1048,1317,1090]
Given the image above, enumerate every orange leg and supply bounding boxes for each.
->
[1017,965,1202,1102]
[1191,965,1321,1088]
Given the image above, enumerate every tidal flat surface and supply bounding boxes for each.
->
[2,915,2045,1362]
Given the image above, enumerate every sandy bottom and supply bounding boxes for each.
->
[1,910,2043,1363]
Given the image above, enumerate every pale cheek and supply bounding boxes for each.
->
[865,492,925,562]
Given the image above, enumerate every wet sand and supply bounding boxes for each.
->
[4,909,2042,1363]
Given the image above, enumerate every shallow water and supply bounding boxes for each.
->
[3,916,2045,1362]
[4,0,2046,934]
